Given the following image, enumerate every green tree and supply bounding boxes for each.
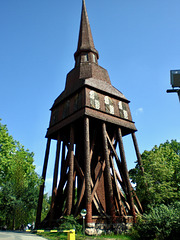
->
[163,139,180,157]
[41,193,51,221]
[130,140,180,210]
[0,120,41,229]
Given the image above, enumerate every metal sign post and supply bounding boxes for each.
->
[80,209,87,235]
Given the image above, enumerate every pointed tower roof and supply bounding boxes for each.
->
[74,0,99,59]
[51,0,128,109]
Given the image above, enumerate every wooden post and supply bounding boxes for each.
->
[132,132,144,173]
[36,138,51,228]
[60,142,66,178]
[49,134,61,224]
[117,128,136,222]
[67,125,75,215]
[110,155,124,218]
[84,117,92,225]
[102,123,116,223]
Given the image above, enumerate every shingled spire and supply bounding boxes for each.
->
[74,0,99,62]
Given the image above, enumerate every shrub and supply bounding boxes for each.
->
[130,202,180,240]
[58,215,82,233]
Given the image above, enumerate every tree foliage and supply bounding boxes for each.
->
[130,140,180,209]
[58,215,82,233]
[41,193,51,222]
[130,202,180,240]
[0,120,41,229]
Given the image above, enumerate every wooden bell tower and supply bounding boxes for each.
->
[36,0,143,229]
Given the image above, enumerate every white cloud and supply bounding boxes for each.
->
[136,107,143,115]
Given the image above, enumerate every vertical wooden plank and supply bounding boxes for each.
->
[102,122,116,223]
[117,128,136,222]
[36,138,51,228]
[67,125,75,215]
[84,116,92,225]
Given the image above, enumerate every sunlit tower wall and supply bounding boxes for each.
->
[36,0,143,229]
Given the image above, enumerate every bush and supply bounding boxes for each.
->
[58,215,82,233]
[130,202,180,240]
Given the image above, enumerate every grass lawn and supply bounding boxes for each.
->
[36,232,132,240]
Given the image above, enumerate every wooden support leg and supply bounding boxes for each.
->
[102,123,116,223]
[106,132,128,194]
[132,132,144,174]
[49,134,61,224]
[36,138,51,228]
[57,143,70,196]
[60,142,66,178]
[117,128,136,223]
[110,155,124,218]
[74,130,96,217]
[67,125,75,215]
[84,117,92,225]
[105,131,124,218]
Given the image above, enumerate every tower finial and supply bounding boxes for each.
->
[74,0,99,63]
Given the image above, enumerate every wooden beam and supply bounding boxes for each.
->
[74,157,84,179]
[117,128,136,222]
[36,138,51,228]
[72,170,77,211]
[90,160,105,202]
[90,179,108,217]
[132,132,144,174]
[130,185,143,214]
[49,134,61,225]
[57,145,70,195]
[102,122,116,223]
[53,174,68,218]
[51,134,61,207]
[74,178,85,216]
[89,129,97,161]
[106,132,119,162]
[60,142,66,179]
[67,125,75,215]
[110,155,124,217]
[74,130,96,217]
[75,154,107,218]
[106,131,128,192]
[84,117,92,224]
[115,169,127,197]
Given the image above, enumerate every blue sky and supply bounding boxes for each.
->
[1,0,180,194]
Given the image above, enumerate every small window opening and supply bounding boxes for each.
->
[92,54,97,63]
[82,53,88,62]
